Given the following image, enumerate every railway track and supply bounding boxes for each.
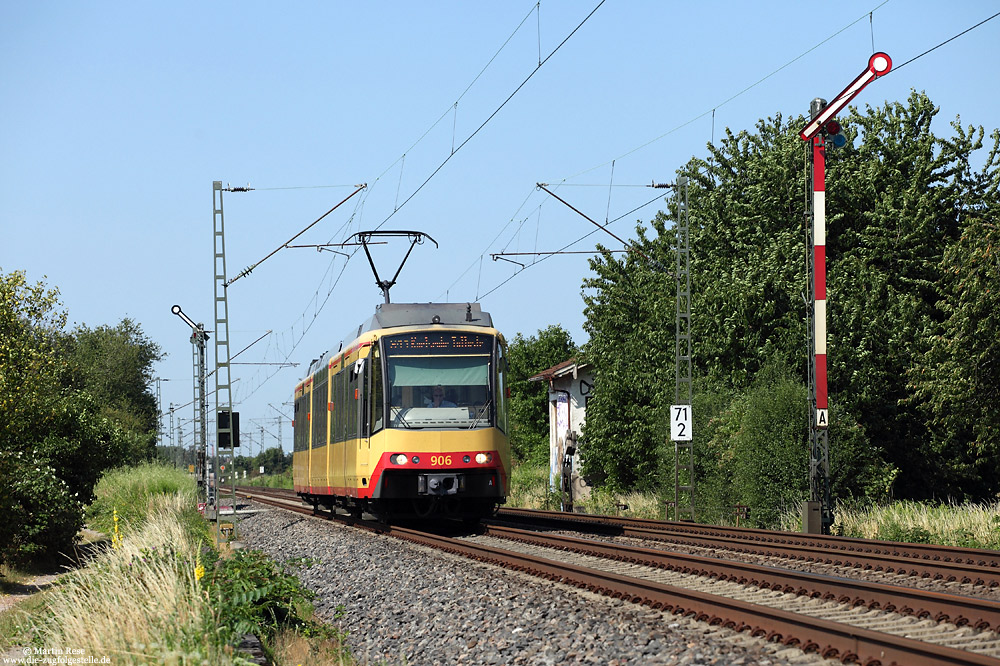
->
[232,486,1000,665]
[494,507,1000,588]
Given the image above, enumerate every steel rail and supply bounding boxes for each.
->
[498,508,1000,567]
[495,508,1000,586]
[384,525,998,666]
[234,488,998,665]
[485,523,1000,631]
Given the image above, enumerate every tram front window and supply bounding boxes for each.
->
[388,355,491,429]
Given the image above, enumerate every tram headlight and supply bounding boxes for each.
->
[411,456,420,464]
[463,455,471,463]
[391,454,408,465]
[475,453,492,464]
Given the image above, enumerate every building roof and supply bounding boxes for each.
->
[528,358,590,383]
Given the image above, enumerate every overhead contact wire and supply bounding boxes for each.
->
[375,0,606,230]
[889,9,1000,73]
[477,191,665,300]
[549,0,891,184]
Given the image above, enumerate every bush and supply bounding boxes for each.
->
[694,361,893,529]
[0,449,83,567]
[245,469,293,489]
[878,523,933,544]
[202,549,341,647]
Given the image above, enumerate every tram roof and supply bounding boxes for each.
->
[360,302,493,333]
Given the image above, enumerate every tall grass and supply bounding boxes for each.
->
[8,493,239,664]
[5,463,351,664]
[507,464,665,518]
[831,500,1000,548]
[86,462,200,537]
[508,464,559,510]
[244,469,293,489]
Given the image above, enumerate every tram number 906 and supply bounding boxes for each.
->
[430,455,452,466]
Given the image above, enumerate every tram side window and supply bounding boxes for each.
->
[312,369,328,449]
[370,346,384,435]
[293,395,309,453]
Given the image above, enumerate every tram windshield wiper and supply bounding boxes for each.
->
[391,407,414,429]
[469,398,492,430]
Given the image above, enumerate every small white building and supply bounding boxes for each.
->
[529,359,593,508]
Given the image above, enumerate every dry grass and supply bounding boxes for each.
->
[579,489,666,519]
[271,629,351,666]
[0,564,34,589]
[13,493,239,665]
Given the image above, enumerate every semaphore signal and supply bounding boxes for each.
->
[798,53,891,535]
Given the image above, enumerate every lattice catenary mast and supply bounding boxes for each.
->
[671,177,694,522]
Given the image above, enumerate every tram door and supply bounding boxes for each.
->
[303,382,313,489]
[354,357,369,470]
[310,371,328,491]
[332,365,346,493]
[293,386,310,491]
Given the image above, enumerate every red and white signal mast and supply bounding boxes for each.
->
[799,53,891,534]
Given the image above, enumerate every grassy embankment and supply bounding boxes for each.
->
[0,462,350,666]
[509,463,1000,549]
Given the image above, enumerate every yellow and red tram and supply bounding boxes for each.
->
[292,302,510,521]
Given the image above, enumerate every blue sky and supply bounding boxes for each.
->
[2,2,997,455]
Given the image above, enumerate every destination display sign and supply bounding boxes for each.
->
[384,332,492,355]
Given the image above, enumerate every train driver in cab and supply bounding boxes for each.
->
[427,385,456,408]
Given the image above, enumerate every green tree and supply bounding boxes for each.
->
[0,270,156,565]
[255,446,291,475]
[0,269,69,452]
[907,127,1000,498]
[63,318,164,439]
[580,219,674,492]
[0,270,86,565]
[505,325,577,466]
[822,92,977,497]
[580,91,997,501]
[684,114,808,389]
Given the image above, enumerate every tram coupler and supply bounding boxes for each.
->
[417,473,464,496]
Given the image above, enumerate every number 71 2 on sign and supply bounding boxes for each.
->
[671,405,692,441]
